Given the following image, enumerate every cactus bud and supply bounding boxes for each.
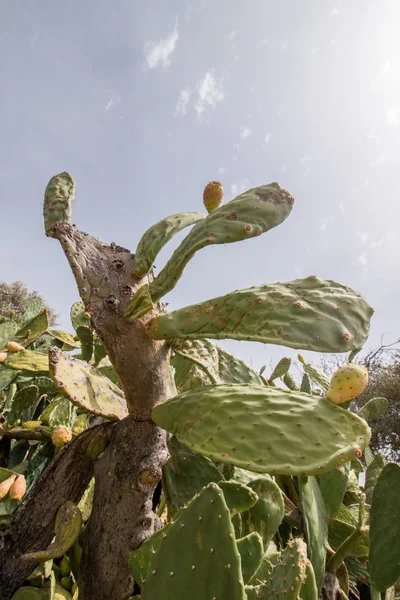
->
[0,474,17,500]
[52,426,73,448]
[84,311,91,319]
[9,474,26,502]
[22,420,42,429]
[9,310,15,320]
[203,181,224,213]
[6,341,25,352]
[327,363,369,404]
[298,354,305,364]
[0,352,8,362]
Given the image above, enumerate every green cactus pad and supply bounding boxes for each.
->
[268,357,291,382]
[135,482,247,599]
[171,338,263,385]
[218,481,258,515]
[357,397,388,422]
[364,451,386,503]
[17,298,44,330]
[10,588,48,599]
[318,463,350,520]
[128,523,170,586]
[237,532,264,584]
[3,350,49,372]
[248,549,280,585]
[328,504,369,558]
[0,367,19,392]
[125,183,294,320]
[301,373,312,394]
[152,384,371,476]
[3,385,39,427]
[133,212,206,278]
[369,463,400,591]
[283,371,299,390]
[15,309,49,347]
[49,347,127,420]
[299,560,319,600]
[47,330,81,349]
[299,476,328,595]
[75,326,93,361]
[0,321,18,349]
[70,302,91,331]
[245,538,308,600]
[146,277,373,353]
[44,172,75,238]
[163,436,223,514]
[298,355,331,392]
[24,502,82,562]
[241,477,284,548]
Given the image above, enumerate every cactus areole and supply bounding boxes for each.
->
[0,172,376,600]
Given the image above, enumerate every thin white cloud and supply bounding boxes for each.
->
[338,202,345,213]
[387,107,399,127]
[144,22,179,69]
[319,218,329,232]
[194,71,225,116]
[357,231,368,243]
[104,95,121,112]
[175,89,191,115]
[382,60,391,77]
[264,133,270,145]
[330,5,340,16]
[233,143,240,152]
[353,254,367,267]
[227,30,238,41]
[230,179,249,198]
[370,155,385,167]
[218,166,227,175]
[300,155,312,164]
[240,126,251,140]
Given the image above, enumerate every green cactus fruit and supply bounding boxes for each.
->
[203,180,224,213]
[24,502,82,562]
[133,212,206,278]
[151,384,371,476]
[59,556,71,577]
[268,357,291,382]
[9,474,27,502]
[60,577,73,591]
[0,474,17,500]
[241,477,284,549]
[52,427,72,448]
[22,420,42,430]
[236,532,264,584]
[146,277,373,354]
[49,347,127,421]
[299,476,328,595]
[44,172,75,238]
[125,183,295,321]
[327,363,369,404]
[131,482,247,599]
[357,397,388,422]
[369,463,400,591]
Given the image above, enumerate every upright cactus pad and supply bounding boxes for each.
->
[318,463,350,520]
[137,482,247,599]
[299,476,328,595]
[151,384,370,476]
[241,477,284,549]
[298,354,331,393]
[0,321,18,349]
[268,357,291,382]
[369,463,400,591]
[24,502,82,562]
[133,212,206,278]
[357,397,388,422]
[146,277,373,353]
[44,172,75,238]
[300,560,318,600]
[236,532,264,583]
[49,347,127,420]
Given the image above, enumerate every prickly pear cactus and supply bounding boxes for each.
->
[327,363,369,404]
[43,172,75,238]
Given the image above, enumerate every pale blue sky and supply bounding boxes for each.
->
[1,1,399,374]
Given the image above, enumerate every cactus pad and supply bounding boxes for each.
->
[241,477,284,548]
[152,384,371,476]
[236,532,264,583]
[49,347,127,420]
[133,482,247,599]
[300,560,318,600]
[133,212,206,278]
[3,350,49,372]
[146,277,373,353]
[0,321,18,349]
[318,463,350,520]
[70,302,91,331]
[369,463,400,591]
[357,397,388,422]
[44,172,75,238]
[47,330,81,349]
[298,354,331,393]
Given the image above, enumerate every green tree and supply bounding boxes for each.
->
[0,281,58,326]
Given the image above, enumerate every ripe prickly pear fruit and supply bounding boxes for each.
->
[9,474,26,502]
[52,426,73,448]
[22,420,42,429]
[0,474,17,500]
[0,352,7,362]
[59,555,71,577]
[203,181,224,213]
[6,341,25,352]
[327,363,368,404]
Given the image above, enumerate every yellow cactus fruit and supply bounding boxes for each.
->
[9,474,27,502]
[203,181,224,213]
[6,341,25,352]
[0,474,17,500]
[0,352,8,362]
[327,363,369,404]
[52,426,73,448]
[22,420,42,429]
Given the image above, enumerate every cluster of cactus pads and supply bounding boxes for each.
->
[0,174,398,600]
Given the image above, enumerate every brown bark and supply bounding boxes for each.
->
[0,425,109,600]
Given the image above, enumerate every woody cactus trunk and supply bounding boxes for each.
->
[0,172,375,600]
